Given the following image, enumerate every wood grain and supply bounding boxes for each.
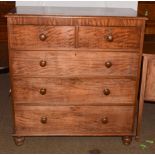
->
[6,7,146,143]
[144,58,155,100]
[78,26,141,49]
[12,77,136,105]
[10,51,139,77]
[9,25,75,50]
[7,16,145,27]
[14,106,134,135]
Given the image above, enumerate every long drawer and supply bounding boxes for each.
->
[12,77,136,105]
[78,26,141,49]
[10,51,139,77]
[14,106,134,135]
[9,25,75,50]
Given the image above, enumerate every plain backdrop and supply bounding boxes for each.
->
[16,1,138,11]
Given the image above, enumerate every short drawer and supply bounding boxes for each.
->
[9,25,75,50]
[78,26,141,49]
[13,77,136,105]
[14,106,134,135]
[10,51,139,77]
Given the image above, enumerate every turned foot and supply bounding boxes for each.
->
[122,136,132,145]
[13,136,25,146]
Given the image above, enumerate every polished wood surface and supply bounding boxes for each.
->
[7,7,146,145]
[78,27,141,49]
[10,51,139,77]
[9,25,75,50]
[14,106,134,135]
[12,78,136,105]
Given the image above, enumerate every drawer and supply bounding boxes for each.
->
[14,106,134,135]
[11,51,139,77]
[13,77,136,105]
[78,26,141,49]
[145,58,155,101]
[9,25,75,50]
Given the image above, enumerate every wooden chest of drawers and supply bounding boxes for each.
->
[6,7,146,146]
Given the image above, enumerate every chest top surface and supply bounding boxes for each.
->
[7,6,139,18]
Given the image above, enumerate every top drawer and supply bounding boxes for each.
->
[78,26,141,49]
[9,25,75,50]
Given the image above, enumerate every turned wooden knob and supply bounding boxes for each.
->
[40,116,47,124]
[39,33,47,41]
[103,88,110,96]
[106,34,113,42]
[40,88,46,95]
[101,117,108,124]
[105,61,112,68]
[40,60,47,67]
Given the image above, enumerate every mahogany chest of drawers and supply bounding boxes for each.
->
[6,7,146,146]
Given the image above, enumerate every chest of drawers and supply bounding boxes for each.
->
[6,7,146,146]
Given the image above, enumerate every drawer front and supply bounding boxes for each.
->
[78,26,141,49]
[13,78,136,105]
[9,25,75,49]
[145,58,155,100]
[11,51,139,77]
[14,106,134,135]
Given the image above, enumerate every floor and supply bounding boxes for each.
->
[0,73,155,153]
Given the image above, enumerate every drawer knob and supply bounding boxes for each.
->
[40,60,47,67]
[144,10,149,17]
[40,88,46,95]
[9,89,12,96]
[105,61,112,68]
[39,33,47,41]
[106,35,113,42]
[103,88,110,96]
[40,116,47,124]
[101,117,108,124]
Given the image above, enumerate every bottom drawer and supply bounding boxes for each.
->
[14,106,134,135]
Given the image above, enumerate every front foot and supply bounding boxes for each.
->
[13,136,25,146]
[122,136,132,145]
